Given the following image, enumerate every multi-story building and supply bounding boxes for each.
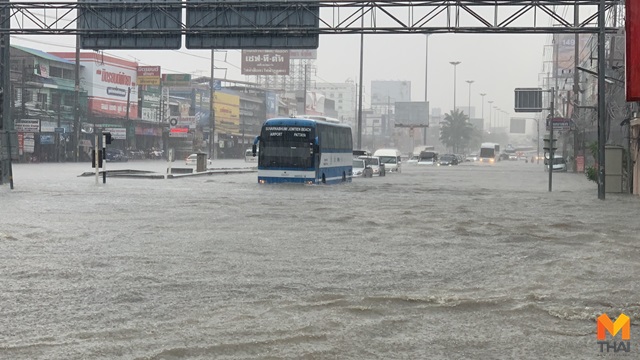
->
[10,45,87,162]
[312,82,357,126]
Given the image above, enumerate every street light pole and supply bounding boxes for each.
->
[466,80,474,117]
[450,61,461,112]
[488,100,494,131]
[479,93,486,127]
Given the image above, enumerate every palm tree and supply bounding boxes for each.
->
[439,109,474,153]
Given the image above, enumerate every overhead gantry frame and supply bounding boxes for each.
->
[1,0,619,36]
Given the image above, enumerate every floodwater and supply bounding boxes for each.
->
[1,159,639,359]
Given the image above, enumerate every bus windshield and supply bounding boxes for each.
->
[480,148,495,158]
[260,126,314,169]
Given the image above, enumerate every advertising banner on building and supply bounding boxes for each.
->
[305,91,325,115]
[103,127,127,140]
[266,92,278,118]
[553,34,591,79]
[24,133,35,153]
[15,119,40,132]
[137,66,161,86]
[213,92,240,134]
[241,50,290,75]
[162,74,191,87]
[140,89,162,123]
[51,52,139,118]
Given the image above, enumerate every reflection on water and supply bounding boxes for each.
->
[1,160,639,359]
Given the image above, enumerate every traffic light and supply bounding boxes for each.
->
[104,132,112,145]
[543,136,557,151]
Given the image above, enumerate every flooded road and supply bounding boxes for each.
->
[1,159,639,359]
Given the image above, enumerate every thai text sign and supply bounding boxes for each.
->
[241,50,290,75]
[137,66,161,86]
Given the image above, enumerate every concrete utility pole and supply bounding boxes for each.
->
[597,0,606,199]
[209,49,216,159]
[74,34,81,162]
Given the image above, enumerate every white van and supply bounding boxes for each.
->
[373,148,402,173]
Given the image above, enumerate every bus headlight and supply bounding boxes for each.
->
[259,179,266,184]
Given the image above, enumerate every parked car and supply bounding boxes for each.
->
[105,148,128,162]
[544,155,567,172]
[407,155,419,164]
[438,154,459,166]
[185,154,213,166]
[352,159,373,178]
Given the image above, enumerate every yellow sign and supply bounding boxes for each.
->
[213,92,240,134]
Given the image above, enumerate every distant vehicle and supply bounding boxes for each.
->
[418,151,438,165]
[245,148,258,162]
[479,142,500,163]
[253,117,353,184]
[412,145,435,157]
[438,154,459,166]
[465,153,478,162]
[352,149,371,158]
[185,153,212,166]
[373,148,402,173]
[407,155,420,164]
[544,154,567,172]
[105,148,128,162]
[359,156,385,176]
[352,158,373,178]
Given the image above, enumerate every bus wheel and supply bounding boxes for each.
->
[342,172,346,182]
[322,174,326,184]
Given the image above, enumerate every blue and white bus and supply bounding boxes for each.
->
[252,117,353,184]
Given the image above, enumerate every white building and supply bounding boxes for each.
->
[313,82,357,127]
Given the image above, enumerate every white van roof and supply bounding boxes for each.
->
[373,148,401,156]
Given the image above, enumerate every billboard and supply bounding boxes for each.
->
[305,91,325,115]
[137,66,161,86]
[394,102,429,126]
[371,81,411,105]
[51,52,138,118]
[140,88,162,123]
[266,92,278,118]
[510,118,527,134]
[241,50,290,75]
[214,92,240,135]
[553,34,592,79]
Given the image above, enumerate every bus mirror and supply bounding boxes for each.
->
[314,144,320,154]
[252,144,257,156]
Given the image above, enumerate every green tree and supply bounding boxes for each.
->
[439,109,475,153]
